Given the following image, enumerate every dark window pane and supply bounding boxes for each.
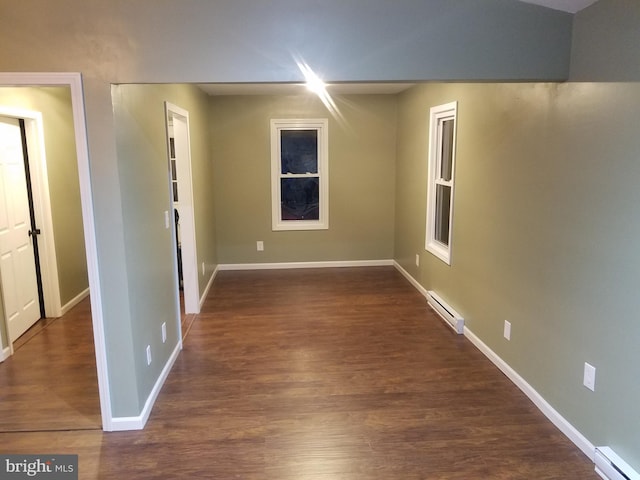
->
[171,159,177,181]
[435,184,451,245]
[172,182,179,202]
[281,130,318,174]
[281,177,319,221]
[440,119,454,181]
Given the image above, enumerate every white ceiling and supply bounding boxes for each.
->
[517,0,599,13]
[199,0,600,96]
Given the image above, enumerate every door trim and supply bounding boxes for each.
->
[165,102,200,315]
[0,72,112,431]
[0,106,63,319]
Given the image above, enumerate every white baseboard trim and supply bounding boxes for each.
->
[218,259,394,271]
[0,345,10,362]
[394,262,595,462]
[109,340,182,431]
[199,267,218,309]
[393,261,428,298]
[463,326,595,461]
[60,287,90,316]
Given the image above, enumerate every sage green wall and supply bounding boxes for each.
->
[111,83,215,414]
[0,87,88,308]
[570,0,640,81]
[210,94,396,264]
[394,82,640,471]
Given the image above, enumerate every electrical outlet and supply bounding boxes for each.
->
[257,241,264,251]
[415,254,420,267]
[161,322,167,343]
[503,320,511,341]
[583,362,596,391]
[202,262,205,276]
[164,210,170,229]
[146,345,152,365]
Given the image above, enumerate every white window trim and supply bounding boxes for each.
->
[425,101,457,265]
[270,118,329,231]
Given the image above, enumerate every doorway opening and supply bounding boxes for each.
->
[165,103,200,316]
[0,88,101,430]
[0,73,111,431]
[0,115,43,346]
[0,104,77,351]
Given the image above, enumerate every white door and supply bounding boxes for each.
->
[0,116,41,343]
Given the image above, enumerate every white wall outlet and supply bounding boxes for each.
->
[503,320,511,341]
[146,345,152,365]
[164,210,170,229]
[161,322,167,343]
[257,241,264,251]
[583,362,596,391]
[415,254,420,267]
[202,262,205,276]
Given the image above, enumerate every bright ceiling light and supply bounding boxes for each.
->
[294,57,346,128]
[297,61,327,96]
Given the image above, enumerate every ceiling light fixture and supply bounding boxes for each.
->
[298,61,327,96]
[294,57,346,128]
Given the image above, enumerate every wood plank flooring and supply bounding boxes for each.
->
[0,297,101,432]
[0,267,598,479]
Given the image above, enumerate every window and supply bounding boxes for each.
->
[271,119,329,230]
[426,102,457,264]
[169,136,178,202]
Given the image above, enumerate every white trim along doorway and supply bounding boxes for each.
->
[165,102,200,315]
[0,73,112,430]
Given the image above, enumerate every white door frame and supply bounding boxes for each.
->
[0,106,63,323]
[0,72,112,431]
[165,102,200,315]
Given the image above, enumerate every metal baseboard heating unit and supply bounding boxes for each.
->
[427,291,464,334]
[595,447,640,480]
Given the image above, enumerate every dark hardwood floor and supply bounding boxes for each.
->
[0,267,598,479]
[0,297,101,432]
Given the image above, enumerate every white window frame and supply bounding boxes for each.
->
[270,118,329,231]
[425,102,457,265]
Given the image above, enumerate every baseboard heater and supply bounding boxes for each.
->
[427,291,464,334]
[595,447,640,480]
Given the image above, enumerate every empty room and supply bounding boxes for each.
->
[0,0,638,478]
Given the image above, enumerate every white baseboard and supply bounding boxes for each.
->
[395,262,596,462]
[199,266,218,309]
[393,261,428,298]
[463,327,595,460]
[60,287,90,316]
[108,340,182,431]
[0,345,10,362]
[218,259,394,271]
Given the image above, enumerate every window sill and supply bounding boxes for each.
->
[272,220,328,231]
[426,242,451,265]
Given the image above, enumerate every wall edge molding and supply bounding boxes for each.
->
[60,287,90,316]
[109,340,182,431]
[0,346,11,362]
[218,259,394,271]
[199,266,218,308]
[393,261,428,298]
[463,326,595,461]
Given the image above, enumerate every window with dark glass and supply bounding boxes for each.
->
[280,129,319,221]
[271,119,328,230]
[426,103,457,264]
